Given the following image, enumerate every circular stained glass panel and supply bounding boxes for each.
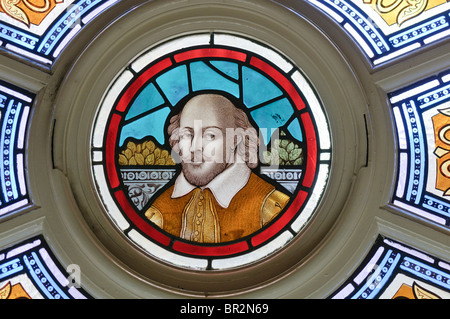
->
[91,33,331,270]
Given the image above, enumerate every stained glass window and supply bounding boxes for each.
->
[330,235,450,299]
[0,0,118,65]
[0,80,32,218]
[91,33,332,270]
[391,70,450,228]
[0,0,446,300]
[0,236,91,299]
[308,0,450,65]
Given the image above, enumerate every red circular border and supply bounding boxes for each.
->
[104,47,318,257]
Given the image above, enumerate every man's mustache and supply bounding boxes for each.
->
[180,149,228,164]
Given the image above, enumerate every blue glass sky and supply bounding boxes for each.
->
[119,60,303,147]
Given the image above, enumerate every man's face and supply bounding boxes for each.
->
[178,95,236,186]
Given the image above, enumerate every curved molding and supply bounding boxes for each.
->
[45,0,369,297]
[8,0,447,299]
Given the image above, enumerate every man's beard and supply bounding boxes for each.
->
[181,160,228,187]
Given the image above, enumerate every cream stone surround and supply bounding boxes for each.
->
[0,0,447,298]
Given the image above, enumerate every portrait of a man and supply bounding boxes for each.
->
[144,93,290,243]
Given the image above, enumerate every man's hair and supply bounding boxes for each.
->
[167,94,260,168]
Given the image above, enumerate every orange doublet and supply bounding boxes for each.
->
[145,173,290,243]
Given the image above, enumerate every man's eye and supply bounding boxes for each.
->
[180,132,192,139]
[204,133,215,140]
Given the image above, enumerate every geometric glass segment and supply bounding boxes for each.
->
[391,70,450,228]
[307,0,450,66]
[0,80,32,218]
[330,235,450,299]
[91,33,332,270]
[0,0,118,65]
[0,236,92,299]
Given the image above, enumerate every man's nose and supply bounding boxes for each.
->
[189,120,204,162]
[190,133,203,153]
[189,133,204,163]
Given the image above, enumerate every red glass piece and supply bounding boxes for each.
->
[301,113,317,188]
[115,58,173,113]
[251,190,308,247]
[249,56,305,111]
[105,113,121,189]
[174,48,247,63]
[114,190,171,246]
[172,240,249,257]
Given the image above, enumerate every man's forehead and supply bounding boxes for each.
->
[179,94,236,128]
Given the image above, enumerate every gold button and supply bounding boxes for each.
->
[198,202,203,206]
[199,195,204,200]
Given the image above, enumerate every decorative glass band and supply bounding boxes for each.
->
[308,0,450,65]
[0,236,92,299]
[390,70,450,228]
[0,0,119,65]
[0,80,32,218]
[330,235,450,299]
